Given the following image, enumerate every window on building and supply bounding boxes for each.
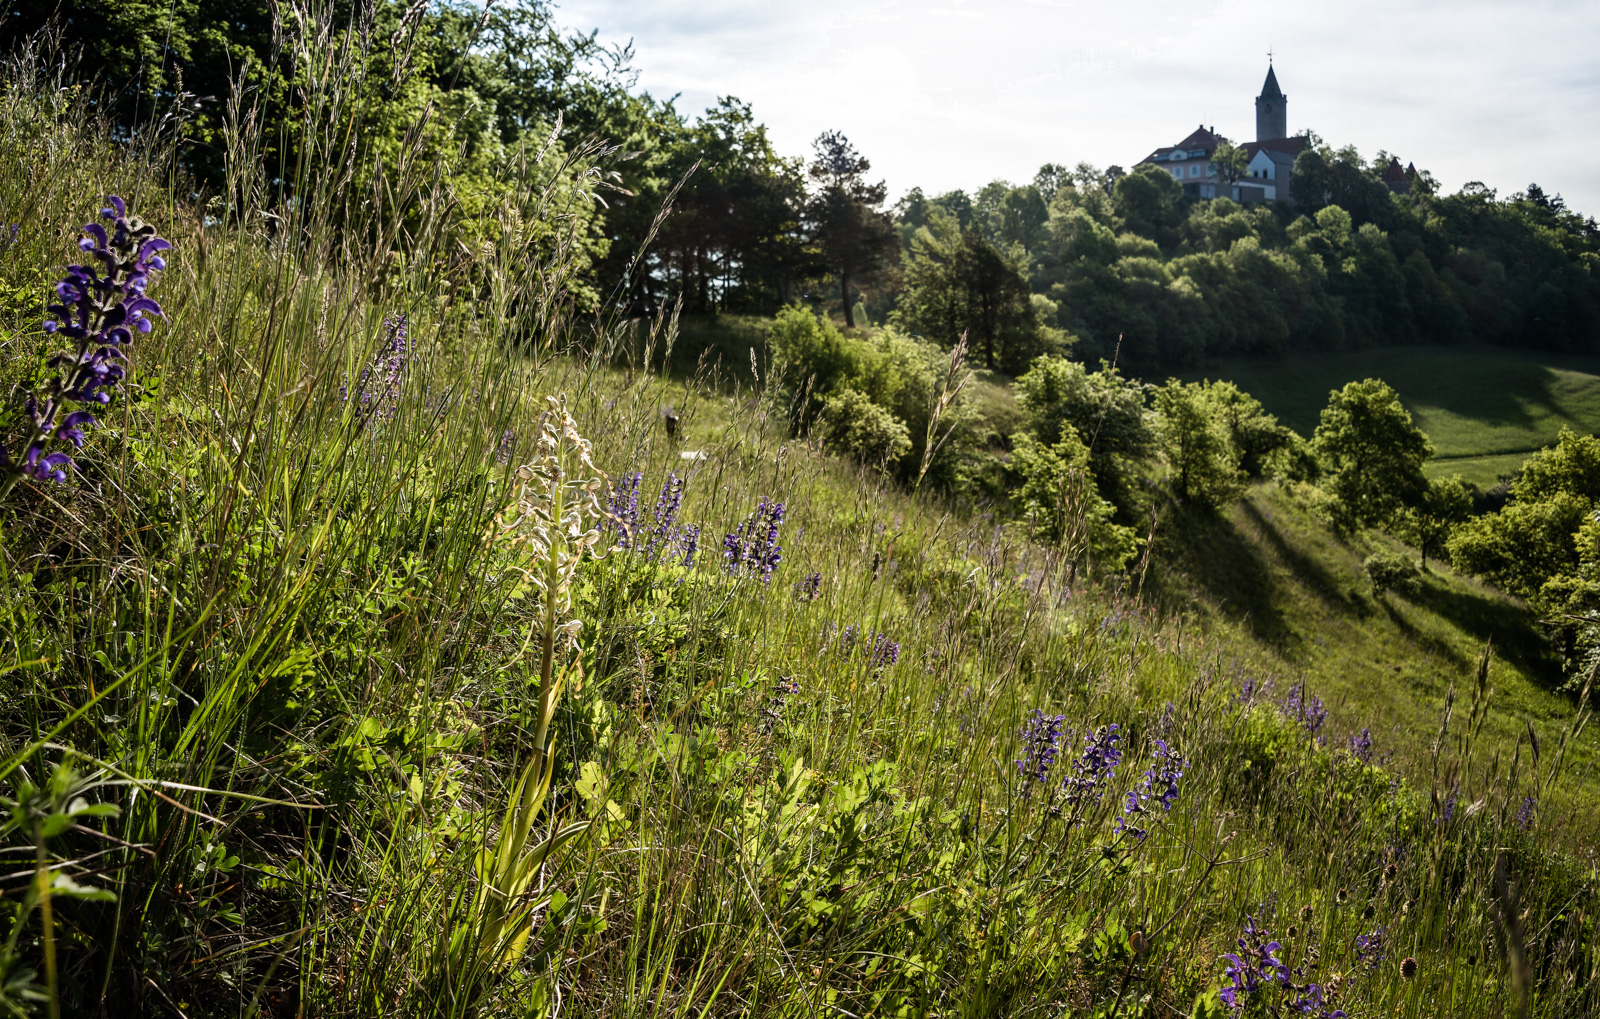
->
[1189,165,1200,177]
[1172,169,1182,179]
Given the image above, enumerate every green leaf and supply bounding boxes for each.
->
[50,874,116,902]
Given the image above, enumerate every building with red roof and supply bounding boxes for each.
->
[1137,64,1307,204]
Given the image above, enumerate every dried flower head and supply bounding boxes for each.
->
[1399,956,1418,980]
[1299,905,1314,923]
[1362,904,1376,921]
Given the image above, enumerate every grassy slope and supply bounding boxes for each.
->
[3,83,1596,1012]
[1155,484,1597,816]
[1188,345,1600,486]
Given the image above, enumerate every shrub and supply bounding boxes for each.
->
[1363,550,1421,596]
[1009,429,1137,572]
[819,387,912,469]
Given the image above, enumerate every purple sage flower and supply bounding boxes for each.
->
[723,497,785,582]
[1116,738,1188,842]
[1061,724,1122,809]
[606,470,700,566]
[1347,728,1375,764]
[673,524,701,568]
[1017,709,1066,787]
[795,571,823,601]
[1514,794,1536,829]
[341,314,409,426]
[2,196,168,493]
[1282,684,1328,740]
[607,471,643,548]
[644,472,686,561]
[1219,915,1289,1009]
[1354,926,1387,971]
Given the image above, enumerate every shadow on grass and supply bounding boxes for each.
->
[1375,596,1472,672]
[1410,574,1560,684]
[1193,346,1600,440]
[1237,499,1366,620]
[1152,502,1299,654]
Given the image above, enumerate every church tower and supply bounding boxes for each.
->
[1255,63,1287,141]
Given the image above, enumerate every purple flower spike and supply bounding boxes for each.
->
[3,196,168,494]
[1016,709,1066,788]
[1116,738,1188,842]
[604,469,702,568]
[723,497,785,583]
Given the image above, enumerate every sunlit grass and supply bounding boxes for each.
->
[0,30,1594,1019]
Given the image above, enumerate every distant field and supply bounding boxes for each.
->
[1188,346,1600,487]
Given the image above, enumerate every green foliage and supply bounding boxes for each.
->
[1016,355,1155,512]
[1312,378,1433,531]
[896,211,1058,373]
[1364,549,1422,596]
[1008,430,1138,570]
[806,132,900,327]
[1447,431,1600,638]
[1153,380,1245,507]
[1203,380,1298,479]
[927,152,1600,375]
[819,388,912,469]
[1398,475,1473,567]
[5,19,1600,1019]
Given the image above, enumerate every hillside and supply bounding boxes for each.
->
[1155,485,1593,813]
[2,46,1598,1019]
[1192,345,1600,487]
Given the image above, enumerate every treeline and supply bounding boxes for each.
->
[1,0,879,318]
[16,0,1599,374]
[890,162,1600,374]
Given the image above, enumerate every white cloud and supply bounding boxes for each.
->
[551,0,1600,213]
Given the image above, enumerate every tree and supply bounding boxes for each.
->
[805,131,899,327]
[1448,492,1591,604]
[897,214,1046,373]
[1211,142,1250,188]
[1015,356,1154,513]
[1311,379,1432,531]
[1399,475,1472,567]
[651,98,811,312]
[1153,381,1244,507]
[818,389,912,470]
[1112,164,1186,248]
[1034,163,1071,204]
[1008,431,1138,572]
[1203,381,1296,478]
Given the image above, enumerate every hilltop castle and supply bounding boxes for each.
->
[1137,64,1307,204]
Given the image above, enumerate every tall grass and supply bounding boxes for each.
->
[0,14,1595,1018]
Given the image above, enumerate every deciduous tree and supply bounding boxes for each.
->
[1311,379,1432,531]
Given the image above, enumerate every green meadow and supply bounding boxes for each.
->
[1192,346,1600,486]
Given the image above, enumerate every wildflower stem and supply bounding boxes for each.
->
[34,821,60,1019]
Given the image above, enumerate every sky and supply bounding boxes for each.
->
[548,0,1600,214]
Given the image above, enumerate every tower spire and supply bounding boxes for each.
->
[1255,61,1287,141]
